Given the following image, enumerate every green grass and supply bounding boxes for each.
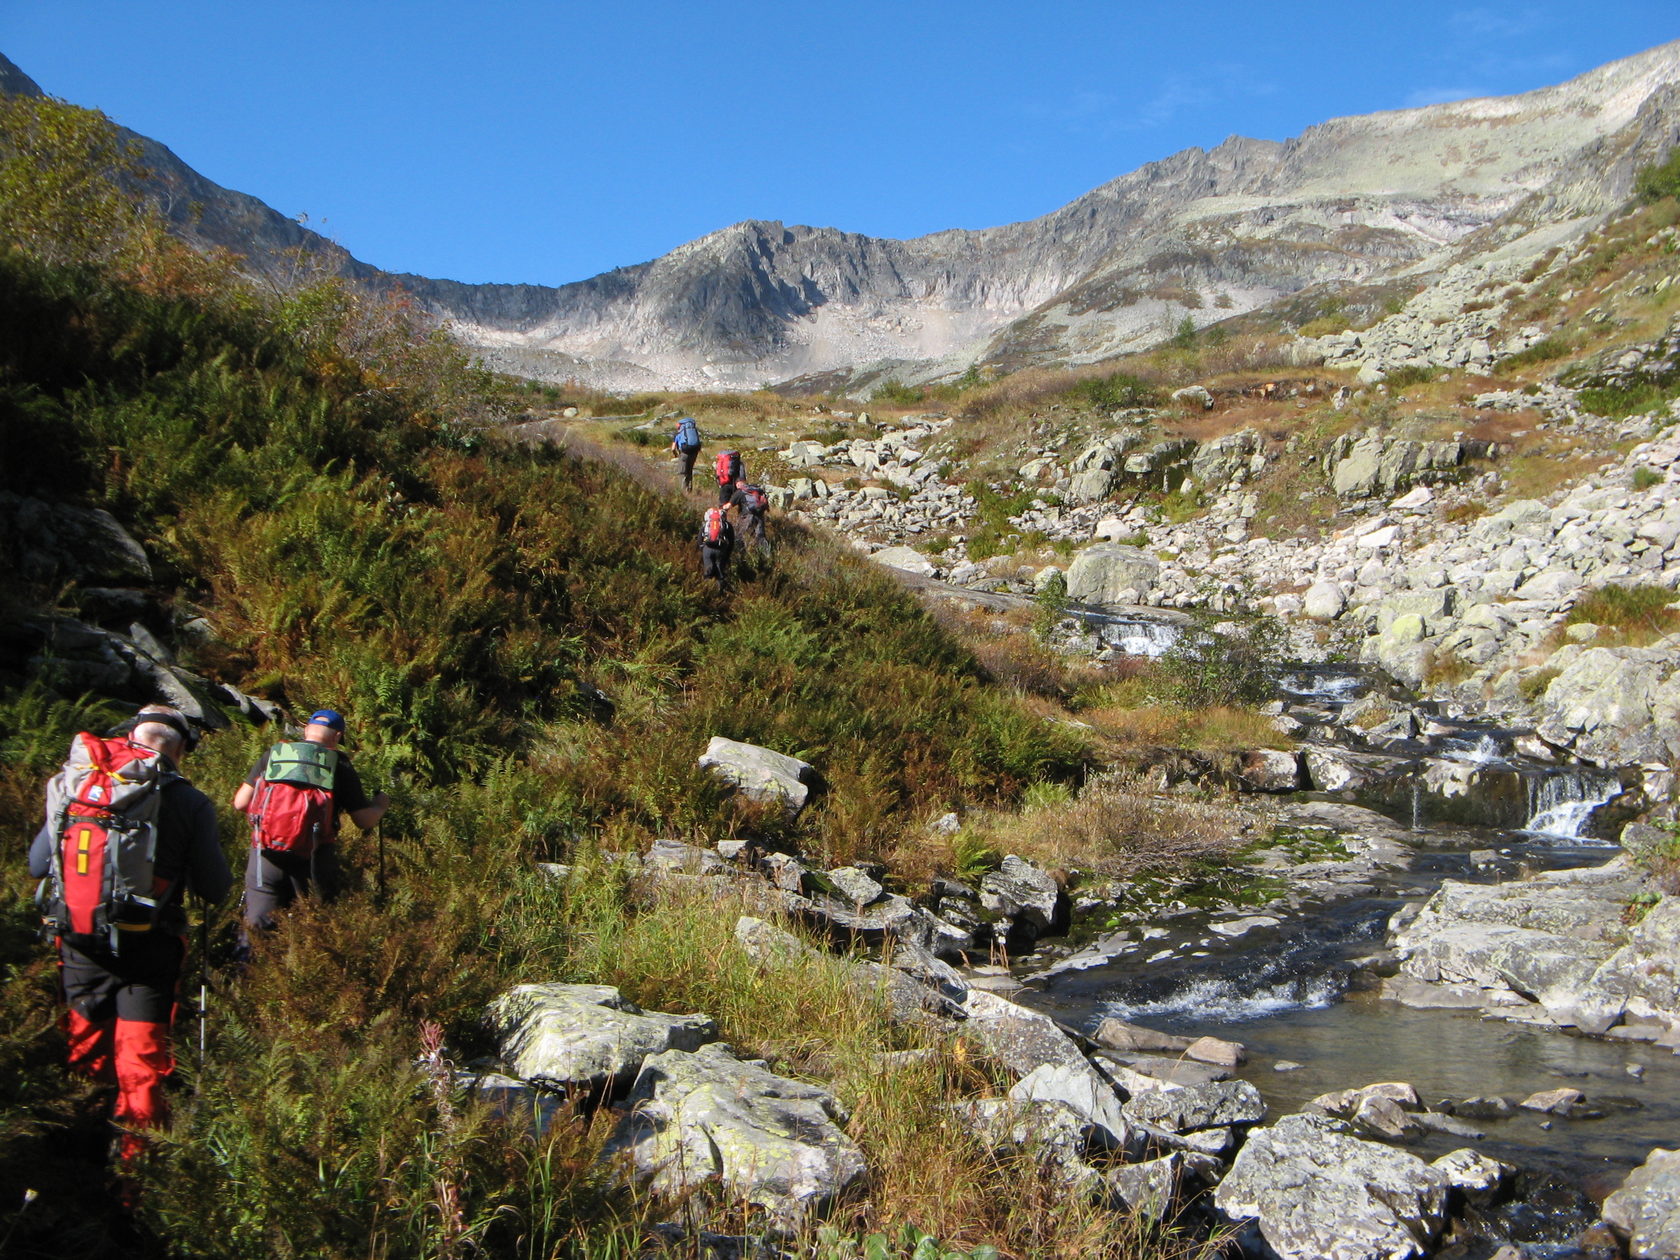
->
[1564,583,1680,646]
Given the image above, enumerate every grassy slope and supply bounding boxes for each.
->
[0,239,1154,1256]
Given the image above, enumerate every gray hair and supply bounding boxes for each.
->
[132,705,191,757]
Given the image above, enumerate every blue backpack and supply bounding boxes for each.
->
[675,418,701,451]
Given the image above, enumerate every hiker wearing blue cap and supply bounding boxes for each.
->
[232,708,389,940]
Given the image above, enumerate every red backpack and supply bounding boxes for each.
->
[714,451,741,486]
[247,740,339,857]
[704,507,727,543]
[40,734,175,947]
[739,484,768,512]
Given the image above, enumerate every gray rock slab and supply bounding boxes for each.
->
[1123,1079,1265,1133]
[698,737,817,816]
[961,989,1088,1074]
[487,983,717,1096]
[1009,1060,1131,1148]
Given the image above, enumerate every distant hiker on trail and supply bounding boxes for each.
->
[30,704,232,1162]
[671,416,703,491]
[234,709,389,940]
[729,478,771,555]
[713,449,744,505]
[699,505,735,590]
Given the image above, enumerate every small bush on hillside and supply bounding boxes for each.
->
[872,377,924,405]
[1155,609,1286,710]
[1635,148,1680,204]
[1579,381,1676,419]
[1634,465,1664,490]
[1497,336,1572,371]
[1076,370,1162,412]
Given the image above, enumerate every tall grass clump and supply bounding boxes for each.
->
[1565,583,1680,646]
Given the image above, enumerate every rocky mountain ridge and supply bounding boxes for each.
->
[6,43,1680,391]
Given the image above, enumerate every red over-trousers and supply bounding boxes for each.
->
[59,930,185,1146]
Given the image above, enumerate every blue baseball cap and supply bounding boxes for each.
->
[307,709,346,732]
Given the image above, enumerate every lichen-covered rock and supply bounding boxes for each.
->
[487,983,716,1095]
[960,988,1088,1075]
[980,854,1067,937]
[1214,1113,1450,1260]
[1123,1078,1265,1134]
[607,1042,866,1222]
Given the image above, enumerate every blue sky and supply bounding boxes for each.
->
[5,2,1677,286]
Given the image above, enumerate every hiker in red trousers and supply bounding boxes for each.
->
[31,705,231,1160]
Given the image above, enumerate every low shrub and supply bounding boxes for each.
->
[1565,583,1680,645]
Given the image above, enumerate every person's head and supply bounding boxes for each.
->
[303,708,347,748]
[130,705,197,762]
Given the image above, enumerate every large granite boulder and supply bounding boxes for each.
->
[980,854,1068,940]
[867,545,937,577]
[606,1042,866,1222]
[1391,863,1663,1034]
[1065,544,1160,606]
[698,737,819,816]
[1324,433,1467,499]
[1603,1147,1680,1259]
[1214,1113,1450,1260]
[486,983,716,1096]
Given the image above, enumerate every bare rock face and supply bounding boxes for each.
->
[1603,1147,1680,1260]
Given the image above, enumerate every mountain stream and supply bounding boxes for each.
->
[1015,666,1676,1201]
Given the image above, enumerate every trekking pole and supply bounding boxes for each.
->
[197,901,209,1066]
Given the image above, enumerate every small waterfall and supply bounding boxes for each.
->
[1444,734,1505,766]
[1097,619,1181,658]
[1523,770,1622,842]
[1278,669,1367,705]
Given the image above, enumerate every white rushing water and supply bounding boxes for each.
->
[1097,973,1342,1024]
[1444,734,1505,766]
[1097,619,1181,658]
[1523,770,1622,842]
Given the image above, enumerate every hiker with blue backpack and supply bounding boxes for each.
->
[671,416,703,491]
[30,704,231,1164]
[234,708,389,940]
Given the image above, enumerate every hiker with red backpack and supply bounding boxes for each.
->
[233,708,389,940]
[729,478,772,556]
[30,704,232,1159]
[713,449,744,505]
[671,416,703,491]
[698,505,735,590]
